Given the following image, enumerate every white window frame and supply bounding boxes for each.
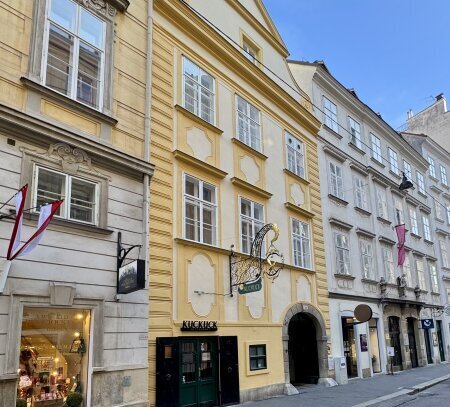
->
[423,215,431,241]
[33,165,99,225]
[239,197,264,255]
[236,95,262,152]
[348,116,362,149]
[323,96,338,132]
[382,245,395,284]
[354,176,368,210]
[370,133,382,162]
[329,162,344,200]
[360,239,373,280]
[417,171,425,194]
[447,205,450,224]
[242,40,258,64]
[409,207,419,235]
[403,254,412,287]
[394,197,404,225]
[416,258,426,290]
[428,156,436,178]
[182,174,218,246]
[285,132,305,178]
[388,148,400,175]
[182,56,216,125]
[334,232,350,275]
[403,160,412,179]
[440,239,449,268]
[42,0,106,111]
[430,263,439,293]
[376,186,388,220]
[435,198,443,220]
[440,165,448,186]
[291,218,312,269]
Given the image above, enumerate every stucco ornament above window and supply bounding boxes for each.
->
[47,143,93,174]
[78,0,129,18]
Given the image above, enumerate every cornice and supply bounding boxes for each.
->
[329,217,353,230]
[285,202,315,219]
[232,138,268,161]
[231,177,272,199]
[322,144,347,163]
[174,238,230,256]
[378,236,396,245]
[283,169,310,186]
[355,227,376,239]
[175,104,224,135]
[173,149,228,179]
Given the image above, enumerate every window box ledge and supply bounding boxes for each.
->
[232,138,268,161]
[370,157,385,168]
[348,142,365,155]
[354,207,372,217]
[284,202,315,218]
[378,235,396,245]
[173,149,228,179]
[323,124,342,140]
[442,267,450,272]
[424,239,434,246]
[323,145,346,163]
[283,168,310,185]
[174,238,230,255]
[355,228,376,239]
[231,177,272,199]
[376,216,392,225]
[361,278,379,285]
[329,217,353,230]
[410,232,422,240]
[431,291,441,296]
[328,194,349,206]
[334,273,355,280]
[21,76,118,126]
[174,104,223,135]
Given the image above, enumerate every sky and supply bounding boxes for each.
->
[263,0,450,130]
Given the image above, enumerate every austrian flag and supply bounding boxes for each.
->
[395,224,406,266]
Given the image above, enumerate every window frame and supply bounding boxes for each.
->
[403,253,412,287]
[323,96,338,133]
[393,197,404,225]
[440,239,449,268]
[417,171,425,194]
[329,161,344,200]
[388,148,400,175]
[428,156,436,178]
[416,258,426,290]
[235,95,262,152]
[360,239,373,280]
[440,165,448,186]
[348,116,362,149]
[376,186,388,220]
[285,132,305,178]
[422,215,431,241]
[291,218,312,270]
[354,176,368,211]
[382,245,395,284]
[370,133,382,162]
[409,207,419,235]
[249,344,267,371]
[239,196,265,255]
[429,263,439,293]
[403,160,412,179]
[334,231,350,276]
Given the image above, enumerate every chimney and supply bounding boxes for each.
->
[407,109,413,120]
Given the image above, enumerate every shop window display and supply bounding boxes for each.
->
[17,307,90,407]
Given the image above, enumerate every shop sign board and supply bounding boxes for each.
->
[117,259,146,294]
[238,277,262,294]
[181,320,218,331]
[421,319,434,330]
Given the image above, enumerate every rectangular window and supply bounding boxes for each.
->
[376,186,388,219]
[182,57,215,125]
[403,160,412,179]
[417,171,425,194]
[440,239,449,268]
[382,246,395,283]
[409,208,419,235]
[292,219,311,269]
[335,232,350,275]
[430,263,439,293]
[440,165,448,186]
[242,40,258,64]
[371,133,382,162]
[236,95,261,151]
[34,166,97,224]
[329,162,344,199]
[428,156,436,178]
[354,176,368,210]
[44,0,105,109]
[249,345,267,371]
[183,174,217,245]
[394,197,404,225]
[423,215,431,241]
[388,148,400,175]
[448,205,450,224]
[286,132,305,178]
[403,254,412,286]
[240,197,264,254]
[416,258,426,290]
[323,96,338,132]
[360,240,373,279]
[348,117,362,149]
[435,198,443,220]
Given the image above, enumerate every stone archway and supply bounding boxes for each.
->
[282,303,329,393]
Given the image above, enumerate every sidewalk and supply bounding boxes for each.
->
[239,363,450,407]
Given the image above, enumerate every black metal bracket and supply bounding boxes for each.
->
[117,231,142,270]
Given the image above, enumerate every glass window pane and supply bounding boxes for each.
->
[80,9,104,48]
[70,178,96,223]
[46,24,74,96]
[77,42,101,108]
[253,203,264,221]
[202,183,215,203]
[36,168,65,216]
[185,176,199,198]
[49,0,77,32]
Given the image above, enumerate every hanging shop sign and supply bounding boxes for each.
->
[181,320,218,331]
[238,277,262,295]
[118,259,146,294]
[421,319,434,329]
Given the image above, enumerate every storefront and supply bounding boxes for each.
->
[17,307,91,407]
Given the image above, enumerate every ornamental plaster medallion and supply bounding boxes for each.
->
[240,155,259,185]
[296,276,311,303]
[186,127,212,162]
[47,142,92,174]
[290,183,304,206]
[246,279,264,319]
[188,253,215,317]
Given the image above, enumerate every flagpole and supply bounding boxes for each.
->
[0,259,11,293]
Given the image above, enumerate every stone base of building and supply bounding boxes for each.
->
[0,376,18,407]
[240,383,286,403]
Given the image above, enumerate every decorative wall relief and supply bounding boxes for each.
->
[47,142,92,174]
[290,183,305,206]
[246,279,265,319]
[187,253,215,317]
[240,155,260,185]
[186,127,212,162]
[336,277,354,290]
[296,275,311,303]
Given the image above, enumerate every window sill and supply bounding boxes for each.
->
[285,263,315,274]
[174,104,223,135]
[430,175,439,182]
[354,207,372,217]
[370,157,385,168]
[361,278,379,285]
[323,124,342,140]
[283,168,310,185]
[410,232,422,240]
[442,267,450,272]
[174,238,230,255]
[435,217,445,224]
[348,142,365,155]
[389,170,401,179]
[231,177,272,199]
[328,194,349,206]
[424,239,434,245]
[232,138,268,161]
[377,216,392,225]
[431,291,441,296]
[334,273,355,280]
[20,76,117,126]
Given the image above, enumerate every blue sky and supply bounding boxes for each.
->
[263,0,450,129]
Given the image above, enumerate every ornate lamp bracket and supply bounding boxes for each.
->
[117,231,142,270]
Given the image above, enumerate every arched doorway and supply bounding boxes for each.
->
[288,313,319,384]
[282,303,328,389]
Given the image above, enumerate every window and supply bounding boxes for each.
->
[382,246,395,283]
[292,219,311,269]
[376,186,388,220]
[34,166,97,224]
[416,258,426,290]
[409,208,419,235]
[440,165,448,186]
[348,117,362,149]
[448,205,450,224]
[354,176,368,210]
[422,215,431,241]
[44,0,105,109]
[242,40,258,64]
[430,263,439,293]
[335,232,350,275]
[182,57,215,124]
[435,198,443,220]
[329,162,344,199]
[403,254,412,286]
[249,345,266,371]
[394,197,404,225]
[240,197,264,254]
[360,240,373,279]
[371,134,382,162]
[403,160,412,179]
[323,96,338,132]
[236,95,261,151]
[286,133,305,178]
[428,156,436,178]
[388,148,399,175]
[417,171,425,194]
[183,174,217,245]
[440,239,449,268]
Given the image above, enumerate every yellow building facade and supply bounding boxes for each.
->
[149,1,330,406]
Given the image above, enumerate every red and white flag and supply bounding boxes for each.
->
[395,224,406,266]
[6,184,27,260]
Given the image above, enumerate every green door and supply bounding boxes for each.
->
[180,338,217,407]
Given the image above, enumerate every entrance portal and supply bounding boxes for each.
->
[288,313,319,385]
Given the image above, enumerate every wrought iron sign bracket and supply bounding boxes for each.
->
[117,231,142,270]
